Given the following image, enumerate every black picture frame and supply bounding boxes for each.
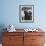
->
[19,5,34,23]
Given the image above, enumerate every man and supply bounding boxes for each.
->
[24,9,32,20]
[24,9,28,20]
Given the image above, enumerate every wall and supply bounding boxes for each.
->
[0,0,46,29]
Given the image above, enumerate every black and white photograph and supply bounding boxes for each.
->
[19,5,34,23]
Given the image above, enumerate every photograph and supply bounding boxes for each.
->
[19,5,34,23]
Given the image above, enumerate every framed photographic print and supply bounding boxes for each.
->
[19,5,34,23]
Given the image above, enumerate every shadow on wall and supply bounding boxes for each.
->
[0,24,7,43]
